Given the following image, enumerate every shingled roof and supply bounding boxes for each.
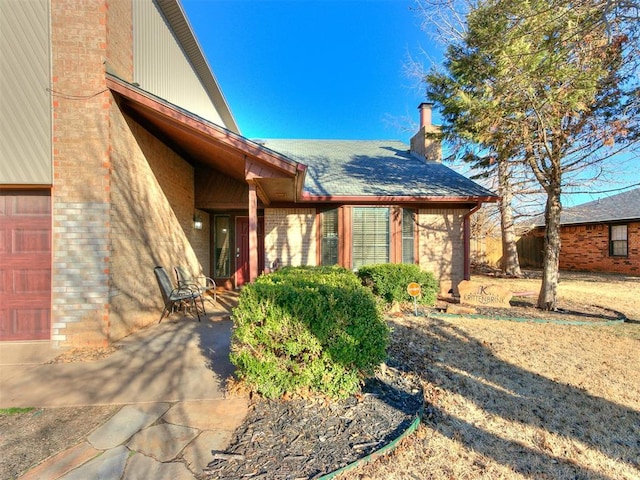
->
[262,139,497,199]
[557,187,640,225]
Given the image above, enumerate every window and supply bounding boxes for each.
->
[610,224,628,257]
[352,207,389,268]
[402,209,415,264]
[321,209,339,265]
[214,216,231,277]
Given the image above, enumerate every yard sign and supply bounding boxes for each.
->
[407,282,421,316]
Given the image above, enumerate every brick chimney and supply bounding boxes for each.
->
[410,102,441,162]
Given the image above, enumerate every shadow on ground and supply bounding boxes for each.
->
[0,292,240,408]
[388,317,640,479]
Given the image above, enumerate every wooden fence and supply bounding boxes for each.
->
[470,234,544,269]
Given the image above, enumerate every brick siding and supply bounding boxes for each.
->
[264,208,317,268]
[559,222,639,275]
[51,0,113,345]
[107,109,203,341]
[417,208,466,295]
[50,0,206,345]
[51,202,111,344]
[264,207,470,296]
[106,0,133,82]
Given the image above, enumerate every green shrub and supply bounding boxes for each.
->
[356,264,439,306]
[230,266,389,399]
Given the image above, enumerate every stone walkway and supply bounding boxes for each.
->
[1,292,248,479]
[18,398,248,479]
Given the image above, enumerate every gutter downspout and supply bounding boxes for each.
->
[463,202,483,281]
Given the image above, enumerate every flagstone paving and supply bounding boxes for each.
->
[18,397,249,479]
[3,292,248,479]
[88,403,171,450]
[58,445,130,480]
[128,424,200,462]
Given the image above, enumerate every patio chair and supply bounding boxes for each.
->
[174,266,217,311]
[154,266,203,322]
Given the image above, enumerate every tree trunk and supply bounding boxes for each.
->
[537,182,562,310]
[498,160,522,277]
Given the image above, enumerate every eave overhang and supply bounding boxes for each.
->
[530,217,640,229]
[106,74,305,205]
[298,193,499,205]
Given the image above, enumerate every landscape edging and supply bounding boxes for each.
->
[429,312,626,326]
[318,402,424,480]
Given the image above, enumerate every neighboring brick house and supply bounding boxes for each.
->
[522,188,639,275]
[0,0,496,347]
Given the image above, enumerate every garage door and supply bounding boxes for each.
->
[0,190,51,340]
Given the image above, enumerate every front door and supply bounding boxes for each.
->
[0,190,52,340]
[235,217,264,288]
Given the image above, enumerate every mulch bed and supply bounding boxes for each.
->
[204,364,423,480]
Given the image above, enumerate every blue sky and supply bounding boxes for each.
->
[180,0,639,207]
[181,0,435,143]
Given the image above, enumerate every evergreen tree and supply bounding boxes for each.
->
[424,0,639,309]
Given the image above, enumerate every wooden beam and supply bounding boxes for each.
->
[254,181,271,206]
[248,183,258,282]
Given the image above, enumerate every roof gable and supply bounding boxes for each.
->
[107,75,304,204]
[132,0,239,133]
[262,139,497,201]
[559,187,640,225]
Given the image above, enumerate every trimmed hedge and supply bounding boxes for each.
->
[230,266,389,399]
[357,264,439,306]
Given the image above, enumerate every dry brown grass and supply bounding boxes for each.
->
[342,272,640,480]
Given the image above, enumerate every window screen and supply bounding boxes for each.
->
[321,209,339,265]
[402,209,415,264]
[610,224,628,256]
[352,207,389,268]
